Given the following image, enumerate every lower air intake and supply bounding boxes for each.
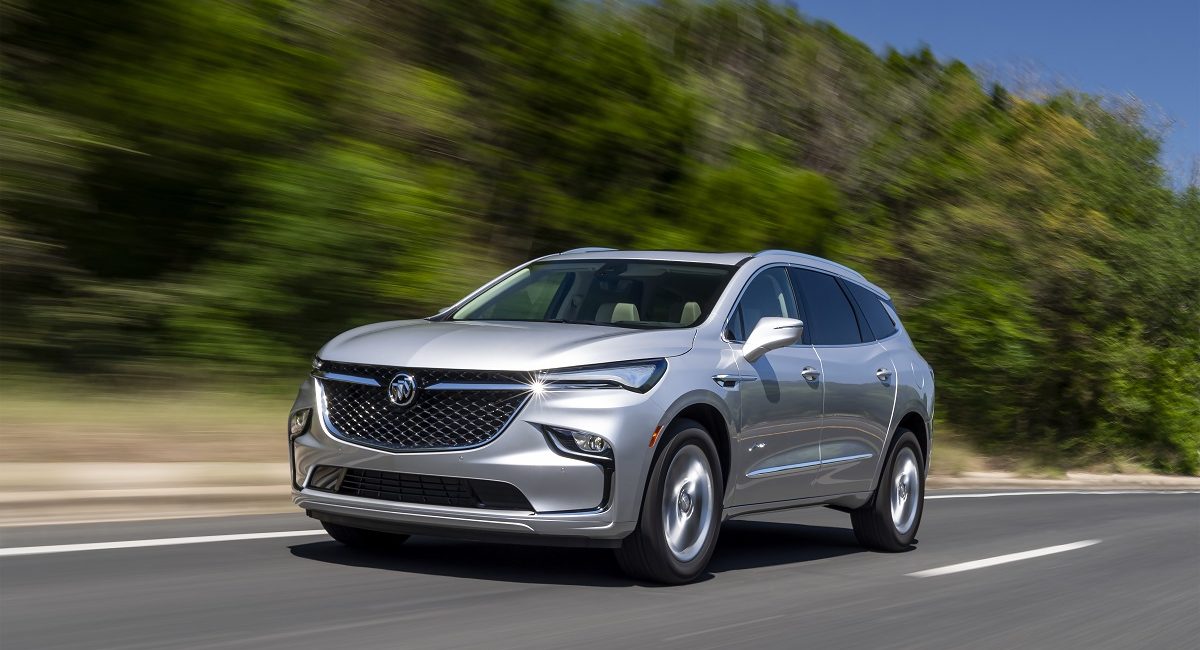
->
[312,467,533,511]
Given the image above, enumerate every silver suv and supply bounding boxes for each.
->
[289,249,934,584]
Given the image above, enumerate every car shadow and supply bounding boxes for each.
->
[288,520,866,587]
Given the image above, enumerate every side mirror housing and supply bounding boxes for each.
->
[742,317,804,362]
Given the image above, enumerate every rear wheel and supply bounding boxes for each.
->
[851,429,924,551]
[615,419,723,584]
[321,521,410,550]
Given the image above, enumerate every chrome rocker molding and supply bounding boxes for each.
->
[747,453,874,478]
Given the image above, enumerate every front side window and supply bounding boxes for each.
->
[450,260,735,329]
[791,268,862,345]
[725,267,802,342]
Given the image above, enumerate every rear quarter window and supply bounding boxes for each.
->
[846,282,898,340]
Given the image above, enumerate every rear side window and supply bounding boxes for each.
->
[845,282,898,340]
[725,267,802,342]
[791,268,862,345]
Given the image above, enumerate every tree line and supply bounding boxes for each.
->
[1,1,1196,472]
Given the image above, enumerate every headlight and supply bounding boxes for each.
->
[289,408,311,438]
[539,359,667,393]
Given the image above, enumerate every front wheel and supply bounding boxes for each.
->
[851,429,924,551]
[614,419,723,584]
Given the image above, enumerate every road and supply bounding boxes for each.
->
[2,491,1197,649]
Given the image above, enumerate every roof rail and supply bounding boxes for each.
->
[753,249,868,282]
[558,247,617,254]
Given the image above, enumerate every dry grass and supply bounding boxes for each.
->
[927,429,990,476]
[0,381,292,462]
[0,378,1104,477]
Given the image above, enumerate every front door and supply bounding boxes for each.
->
[725,267,825,506]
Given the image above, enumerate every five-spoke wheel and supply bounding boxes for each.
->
[615,419,723,584]
[851,428,925,551]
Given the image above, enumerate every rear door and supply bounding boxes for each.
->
[790,268,897,496]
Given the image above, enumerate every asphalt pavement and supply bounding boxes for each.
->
[2,490,1197,649]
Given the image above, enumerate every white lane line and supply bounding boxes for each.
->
[0,529,327,558]
[929,490,1199,499]
[663,615,788,642]
[2,492,1191,557]
[907,540,1101,578]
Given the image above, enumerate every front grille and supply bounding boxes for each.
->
[317,361,530,452]
[313,466,533,511]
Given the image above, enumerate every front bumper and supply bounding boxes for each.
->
[289,376,669,543]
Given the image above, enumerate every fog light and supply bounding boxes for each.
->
[289,408,311,438]
[542,425,613,464]
[572,431,609,453]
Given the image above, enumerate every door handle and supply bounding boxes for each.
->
[800,367,820,382]
[875,368,892,382]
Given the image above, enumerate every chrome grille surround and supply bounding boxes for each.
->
[315,361,533,452]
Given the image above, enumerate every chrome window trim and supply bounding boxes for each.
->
[807,340,887,350]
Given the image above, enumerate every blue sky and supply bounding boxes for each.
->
[795,0,1199,186]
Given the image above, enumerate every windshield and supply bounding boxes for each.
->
[449,260,737,329]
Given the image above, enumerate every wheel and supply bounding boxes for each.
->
[321,521,410,550]
[614,419,723,584]
[851,429,924,551]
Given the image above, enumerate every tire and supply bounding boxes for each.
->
[614,419,723,584]
[851,429,924,551]
[321,521,410,550]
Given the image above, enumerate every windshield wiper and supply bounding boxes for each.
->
[542,319,610,326]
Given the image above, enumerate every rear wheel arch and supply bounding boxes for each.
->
[896,411,930,471]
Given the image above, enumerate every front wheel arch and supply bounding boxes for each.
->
[667,403,732,490]
[615,419,725,583]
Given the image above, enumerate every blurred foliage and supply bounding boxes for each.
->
[0,0,1196,472]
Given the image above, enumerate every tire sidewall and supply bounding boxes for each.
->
[639,424,724,581]
[877,430,924,547]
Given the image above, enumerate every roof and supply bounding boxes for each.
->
[547,249,754,266]
[544,248,889,299]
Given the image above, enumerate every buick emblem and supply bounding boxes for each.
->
[387,373,418,406]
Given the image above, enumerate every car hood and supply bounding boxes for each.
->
[317,320,697,371]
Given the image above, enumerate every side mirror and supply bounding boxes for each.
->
[742,317,804,362]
